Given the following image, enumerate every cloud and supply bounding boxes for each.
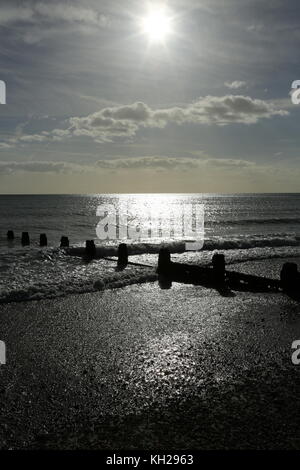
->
[0,156,198,174]
[0,6,34,24]
[67,95,289,141]
[0,161,82,174]
[246,24,265,32]
[34,3,107,26]
[2,156,300,195]
[0,142,12,149]
[96,156,200,170]
[0,1,109,44]
[0,156,257,175]
[225,81,247,89]
[204,158,255,169]
[17,134,49,143]
[6,95,288,146]
[0,3,108,27]
[95,156,260,172]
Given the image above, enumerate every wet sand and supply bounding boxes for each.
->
[1,258,300,449]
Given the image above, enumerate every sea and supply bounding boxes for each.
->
[1,193,300,303]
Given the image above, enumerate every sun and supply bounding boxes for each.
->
[141,7,172,43]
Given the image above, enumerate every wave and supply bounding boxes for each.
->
[208,217,300,226]
[203,235,300,250]
[1,234,300,305]
[0,269,158,305]
[66,234,300,257]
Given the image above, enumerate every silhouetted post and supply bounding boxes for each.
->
[7,230,14,240]
[60,236,69,248]
[39,234,47,247]
[158,248,171,273]
[212,253,225,285]
[280,262,298,292]
[21,232,30,246]
[118,243,128,267]
[85,240,96,258]
[158,274,172,289]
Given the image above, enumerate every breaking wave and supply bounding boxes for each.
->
[1,233,300,304]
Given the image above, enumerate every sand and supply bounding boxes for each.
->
[1,258,300,449]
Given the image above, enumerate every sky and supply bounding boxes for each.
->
[0,0,300,193]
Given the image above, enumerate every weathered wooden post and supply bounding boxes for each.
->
[85,240,96,258]
[118,243,128,267]
[157,248,172,287]
[212,253,225,285]
[7,230,14,240]
[280,262,298,292]
[158,275,172,289]
[157,247,171,273]
[40,234,47,247]
[60,236,69,248]
[21,232,30,246]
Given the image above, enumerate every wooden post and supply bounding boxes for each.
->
[85,240,96,258]
[60,236,69,248]
[40,234,47,247]
[118,243,128,267]
[7,230,14,240]
[280,262,298,292]
[212,253,225,285]
[158,274,172,289]
[158,247,171,273]
[21,232,30,246]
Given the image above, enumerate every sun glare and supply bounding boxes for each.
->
[141,7,172,43]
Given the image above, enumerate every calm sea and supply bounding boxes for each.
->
[1,193,300,303]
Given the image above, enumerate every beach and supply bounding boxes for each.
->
[1,256,300,450]
[1,194,300,449]
[2,0,300,455]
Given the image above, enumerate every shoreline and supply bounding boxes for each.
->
[1,256,300,449]
[1,253,300,305]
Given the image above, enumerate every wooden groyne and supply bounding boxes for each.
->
[5,231,69,248]
[157,248,290,293]
[60,236,69,248]
[4,232,299,295]
[40,234,47,247]
[21,232,30,246]
[7,230,14,240]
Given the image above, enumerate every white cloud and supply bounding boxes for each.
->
[67,95,288,141]
[34,3,107,26]
[0,3,107,25]
[246,24,265,32]
[6,95,288,146]
[0,142,12,149]
[225,81,247,89]
[18,134,49,143]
